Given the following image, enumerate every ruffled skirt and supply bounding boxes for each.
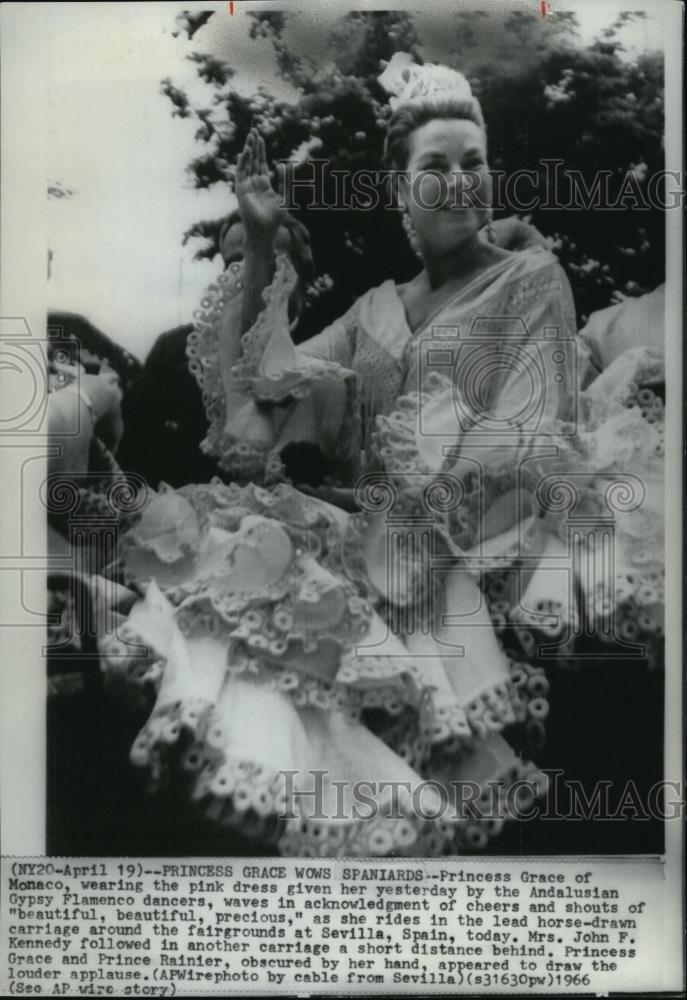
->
[100,480,547,856]
[100,344,663,856]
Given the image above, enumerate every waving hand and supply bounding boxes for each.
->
[235,128,285,241]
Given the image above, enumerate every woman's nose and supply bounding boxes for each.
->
[451,170,481,208]
[446,170,467,207]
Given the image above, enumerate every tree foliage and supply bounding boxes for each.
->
[163,9,665,331]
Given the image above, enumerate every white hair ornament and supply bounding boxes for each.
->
[378,52,474,111]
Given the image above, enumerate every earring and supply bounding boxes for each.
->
[401,208,422,259]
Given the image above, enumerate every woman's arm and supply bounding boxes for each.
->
[296,304,359,367]
[236,129,358,366]
[188,130,362,479]
[188,129,285,459]
[236,129,286,335]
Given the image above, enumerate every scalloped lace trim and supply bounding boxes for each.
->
[187,262,246,463]
[231,254,349,401]
[187,255,359,481]
[453,758,549,851]
[128,699,458,857]
[505,575,663,667]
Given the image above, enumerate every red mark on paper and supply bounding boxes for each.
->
[541,0,549,15]
[229,1,234,13]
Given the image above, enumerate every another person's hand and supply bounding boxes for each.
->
[82,362,124,452]
[235,128,285,243]
[48,362,123,474]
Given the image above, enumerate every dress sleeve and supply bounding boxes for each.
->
[187,255,359,482]
[446,260,581,545]
[187,260,268,479]
[371,257,582,552]
[462,259,577,447]
[298,301,359,367]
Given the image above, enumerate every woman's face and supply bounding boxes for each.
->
[400,118,491,259]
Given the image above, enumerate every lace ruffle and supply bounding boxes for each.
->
[112,484,429,716]
[223,652,424,721]
[129,697,458,858]
[111,579,530,755]
[488,561,663,671]
[371,371,584,558]
[418,674,533,756]
[188,255,359,482]
[453,757,548,852]
[187,263,243,465]
[424,733,549,852]
[366,659,544,775]
[231,255,350,402]
[513,369,663,668]
[121,479,551,751]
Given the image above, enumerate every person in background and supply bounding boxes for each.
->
[48,310,141,467]
[47,357,123,478]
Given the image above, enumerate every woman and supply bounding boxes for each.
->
[101,58,661,856]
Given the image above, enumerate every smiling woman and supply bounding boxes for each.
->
[392,115,510,331]
[99,61,581,858]
[385,73,492,247]
[13,0,666,882]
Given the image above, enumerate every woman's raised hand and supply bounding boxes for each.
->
[235,128,285,242]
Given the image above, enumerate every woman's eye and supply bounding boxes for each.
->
[419,158,447,172]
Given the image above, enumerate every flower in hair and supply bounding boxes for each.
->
[378,52,474,111]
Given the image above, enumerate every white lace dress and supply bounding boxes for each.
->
[100,249,664,856]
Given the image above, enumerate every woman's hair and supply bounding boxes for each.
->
[384,98,486,173]
[219,209,315,285]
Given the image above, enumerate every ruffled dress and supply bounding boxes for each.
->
[478,285,665,674]
[100,250,664,856]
